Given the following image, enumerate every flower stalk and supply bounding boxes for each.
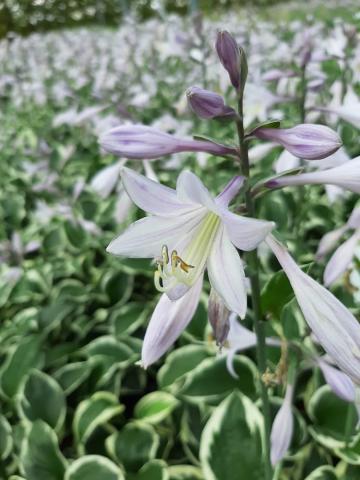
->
[235,84,273,480]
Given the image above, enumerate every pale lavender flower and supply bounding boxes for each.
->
[270,383,294,466]
[107,169,274,366]
[99,125,236,160]
[266,234,360,384]
[254,124,342,160]
[215,30,241,89]
[186,86,235,119]
[266,157,360,193]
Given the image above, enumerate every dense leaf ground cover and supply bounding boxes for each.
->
[1,3,360,479]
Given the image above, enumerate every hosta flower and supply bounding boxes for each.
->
[254,124,342,160]
[270,383,294,466]
[266,156,360,194]
[266,234,360,384]
[107,168,274,365]
[99,125,236,160]
[186,86,235,119]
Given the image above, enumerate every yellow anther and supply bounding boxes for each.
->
[161,245,169,264]
[178,258,194,273]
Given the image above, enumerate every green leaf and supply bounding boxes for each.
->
[20,420,67,480]
[84,335,134,365]
[111,303,149,336]
[157,345,210,390]
[304,466,338,480]
[106,422,159,472]
[134,392,178,424]
[179,356,257,401]
[132,460,169,480]
[200,392,264,480]
[18,370,66,432]
[73,392,124,446]
[54,362,92,395]
[0,414,12,460]
[261,269,294,318]
[65,455,124,480]
[0,335,43,398]
[168,465,203,479]
[308,385,357,450]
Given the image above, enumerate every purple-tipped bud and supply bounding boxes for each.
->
[254,124,342,160]
[99,125,236,160]
[216,30,242,89]
[186,86,235,120]
[208,289,230,347]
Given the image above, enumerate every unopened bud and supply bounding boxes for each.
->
[186,86,235,120]
[215,30,247,91]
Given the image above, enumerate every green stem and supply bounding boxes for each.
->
[344,404,355,446]
[236,95,273,480]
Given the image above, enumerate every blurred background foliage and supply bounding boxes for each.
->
[0,0,352,38]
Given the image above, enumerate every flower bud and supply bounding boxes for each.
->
[270,383,294,466]
[99,125,236,160]
[208,288,230,347]
[216,30,245,90]
[254,124,342,160]
[186,86,235,120]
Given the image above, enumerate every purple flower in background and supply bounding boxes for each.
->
[262,69,297,82]
[215,30,241,89]
[270,383,294,466]
[266,234,360,385]
[99,125,236,160]
[186,86,235,119]
[106,168,274,367]
[208,289,231,347]
[254,124,342,160]
[266,156,360,194]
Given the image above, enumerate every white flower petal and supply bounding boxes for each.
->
[141,276,203,367]
[220,210,275,251]
[215,176,244,208]
[176,170,217,211]
[121,167,196,216]
[207,228,247,318]
[107,210,204,258]
[324,231,360,286]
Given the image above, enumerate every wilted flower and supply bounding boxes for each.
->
[266,234,360,384]
[99,125,236,160]
[254,124,342,160]
[266,156,360,193]
[270,383,294,466]
[186,86,235,119]
[208,289,231,347]
[107,168,274,366]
